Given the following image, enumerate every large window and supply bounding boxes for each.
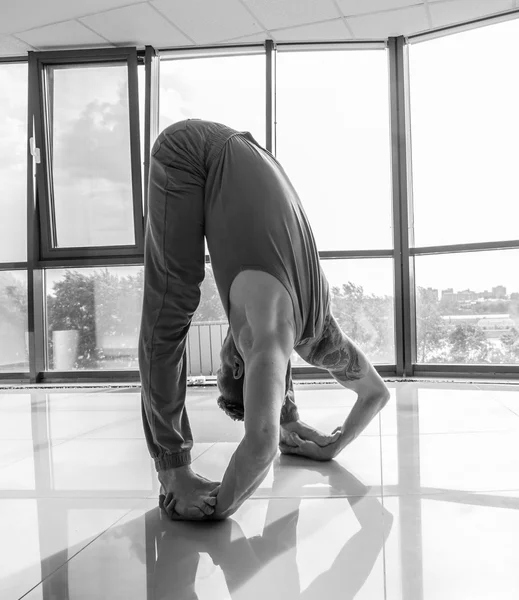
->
[49,64,135,248]
[31,49,143,261]
[323,259,395,364]
[409,18,519,367]
[276,49,392,252]
[409,19,519,248]
[415,250,519,365]
[159,49,265,324]
[2,29,519,380]
[0,271,28,372]
[159,51,265,145]
[276,48,394,366]
[0,63,27,262]
[45,267,143,371]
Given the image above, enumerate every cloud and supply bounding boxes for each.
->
[0,64,27,170]
[53,80,133,186]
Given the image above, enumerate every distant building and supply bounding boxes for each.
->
[441,288,456,302]
[478,290,493,300]
[477,316,514,334]
[457,289,477,302]
[441,286,512,303]
[492,285,507,299]
[441,314,514,338]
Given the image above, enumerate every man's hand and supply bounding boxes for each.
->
[159,485,220,521]
[158,466,221,521]
[279,421,344,461]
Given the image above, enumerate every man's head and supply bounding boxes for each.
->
[216,327,246,421]
[216,326,294,422]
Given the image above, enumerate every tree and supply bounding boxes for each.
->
[448,324,491,364]
[47,269,143,369]
[330,282,393,363]
[194,266,226,322]
[493,328,519,364]
[0,272,27,368]
[416,286,450,362]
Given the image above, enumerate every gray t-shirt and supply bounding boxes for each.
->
[168,119,330,347]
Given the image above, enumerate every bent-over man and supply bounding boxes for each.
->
[138,119,390,521]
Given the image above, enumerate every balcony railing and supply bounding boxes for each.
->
[187,321,228,377]
[186,320,307,378]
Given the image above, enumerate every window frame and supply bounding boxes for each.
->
[29,47,144,263]
[406,22,519,373]
[273,42,398,371]
[2,13,519,382]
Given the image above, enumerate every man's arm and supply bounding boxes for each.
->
[214,336,292,519]
[284,312,390,460]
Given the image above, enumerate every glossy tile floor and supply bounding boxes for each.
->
[1,380,519,600]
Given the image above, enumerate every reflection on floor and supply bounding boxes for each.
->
[1,380,519,599]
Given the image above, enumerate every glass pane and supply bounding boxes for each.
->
[189,264,228,378]
[194,261,396,372]
[415,250,519,364]
[276,50,392,251]
[309,258,395,365]
[0,270,28,372]
[409,19,519,247]
[46,266,143,370]
[159,54,266,146]
[0,63,27,262]
[50,64,135,248]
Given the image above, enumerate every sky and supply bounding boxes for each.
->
[1,16,518,300]
[51,65,135,248]
[0,63,27,262]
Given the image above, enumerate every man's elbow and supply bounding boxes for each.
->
[244,430,279,463]
[368,384,390,408]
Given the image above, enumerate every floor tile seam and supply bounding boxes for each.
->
[0,494,153,500]
[498,403,519,418]
[41,408,140,413]
[412,487,519,495]
[378,409,390,599]
[190,442,217,464]
[17,497,145,600]
[69,436,148,440]
[72,415,144,439]
[26,429,519,442]
[381,429,519,436]
[47,417,140,446]
[248,493,380,500]
[379,488,519,498]
[0,437,72,470]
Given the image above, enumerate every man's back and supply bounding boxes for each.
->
[194,120,329,348]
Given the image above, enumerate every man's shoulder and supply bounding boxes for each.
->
[229,270,294,321]
[229,270,297,354]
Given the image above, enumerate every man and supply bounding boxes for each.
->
[139,119,390,522]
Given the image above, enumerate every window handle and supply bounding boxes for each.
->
[29,137,41,163]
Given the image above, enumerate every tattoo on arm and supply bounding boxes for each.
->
[280,360,300,424]
[305,314,367,382]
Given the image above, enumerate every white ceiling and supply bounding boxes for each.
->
[0,0,518,57]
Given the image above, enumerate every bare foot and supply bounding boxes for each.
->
[280,420,341,448]
[158,466,220,520]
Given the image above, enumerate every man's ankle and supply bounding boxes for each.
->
[158,464,192,479]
